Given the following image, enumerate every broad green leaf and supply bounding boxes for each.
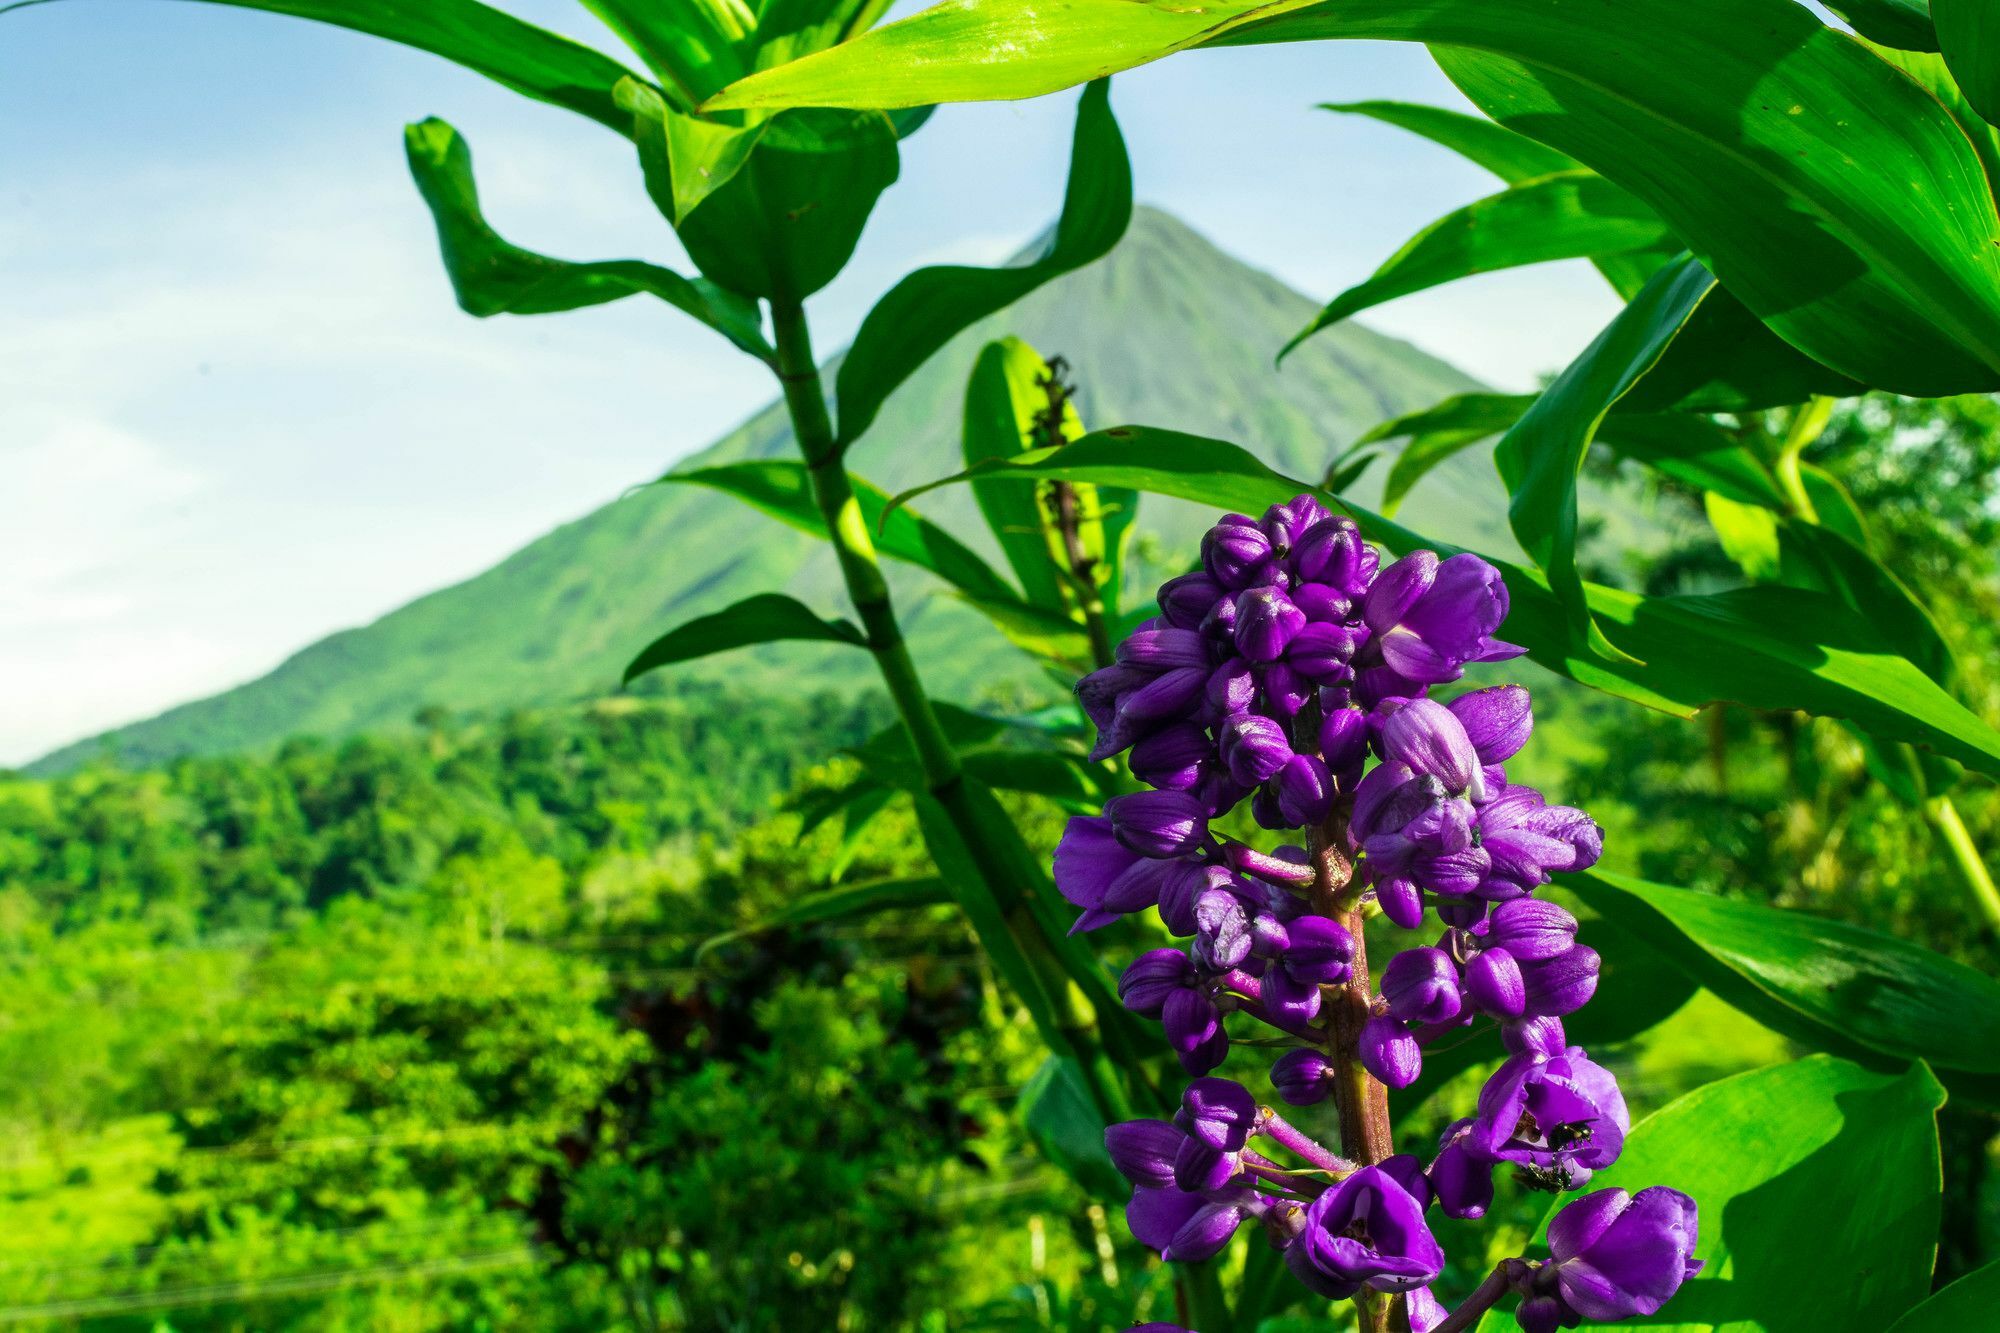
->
[1481,1057,1944,1333]
[835,81,1130,446]
[1705,492,1783,582]
[1019,1055,1123,1201]
[1799,462,1872,548]
[1353,392,1534,517]
[710,0,2000,392]
[1568,869,2000,1105]
[1827,0,1940,50]
[1868,44,2000,197]
[1885,1258,2000,1333]
[751,0,896,72]
[650,460,1019,604]
[1593,414,1789,509]
[885,428,2000,778]
[1780,521,1954,686]
[1318,99,1581,183]
[402,118,771,359]
[961,748,1101,810]
[618,80,768,223]
[622,592,864,683]
[1283,172,1671,359]
[1936,0,2000,124]
[694,875,947,960]
[0,0,646,132]
[582,0,748,104]
[1496,255,1717,663]
[1611,281,1865,414]
[632,100,899,301]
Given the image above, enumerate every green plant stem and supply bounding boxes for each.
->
[1049,480,1115,669]
[768,298,1136,1125]
[1925,794,2000,935]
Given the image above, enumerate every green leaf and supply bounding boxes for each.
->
[403,118,771,359]
[618,80,768,224]
[1354,392,1533,516]
[1318,99,1580,183]
[713,0,2000,393]
[1482,1057,1943,1333]
[1885,1258,2000,1333]
[694,875,947,960]
[1705,491,1784,582]
[1568,869,2000,1105]
[1593,414,1789,509]
[961,748,1101,810]
[1868,44,2000,204]
[582,0,748,105]
[961,338,1080,611]
[835,81,1130,446]
[1018,1055,1123,1201]
[1826,0,1940,51]
[633,101,900,301]
[0,0,648,132]
[750,0,895,72]
[1496,255,1717,664]
[622,592,865,684]
[1611,284,1865,415]
[1283,172,1672,359]
[1937,0,2000,124]
[651,460,1019,604]
[886,427,2000,777]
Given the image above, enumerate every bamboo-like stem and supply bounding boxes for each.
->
[768,300,1133,1125]
[1926,794,2000,935]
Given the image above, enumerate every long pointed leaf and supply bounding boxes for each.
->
[1353,392,1534,517]
[882,428,2000,778]
[1936,0,2000,124]
[404,118,772,359]
[623,592,864,684]
[1283,172,1672,359]
[0,0,646,132]
[695,875,948,960]
[581,0,747,104]
[962,339,1070,612]
[1318,99,1580,183]
[833,80,1130,446]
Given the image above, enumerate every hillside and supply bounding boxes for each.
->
[37,208,1512,772]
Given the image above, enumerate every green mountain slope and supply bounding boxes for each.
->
[38,208,1523,773]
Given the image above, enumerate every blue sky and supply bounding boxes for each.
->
[0,1,1629,764]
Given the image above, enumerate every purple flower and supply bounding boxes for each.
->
[1284,1165,1445,1298]
[1287,621,1365,678]
[1191,888,1253,969]
[1448,684,1534,767]
[1359,1014,1422,1089]
[1263,494,1332,551]
[1054,815,1184,931]
[1428,1120,1495,1220]
[1164,988,1229,1074]
[1129,723,1214,791]
[1128,1185,1253,1262]
[1362,551,1525,685]
[1219,713,1292,785]
[1106,789,1209,859]
[1203,515,1276,590]
[1293,515,1376,596]
[1273,753,1335,826]
[1380,946,1462,1025]
[1483,898,1580,961]
[1269,1047,1334,1106]
[1463,947,1526,1018]
[1472,1047,1628,1187]
[1375,697,1479,794]
[1106,1119,1186,1188]
[1319,706,1370,772]
[1543,1186,1702,1321]
[1519,945,1601,1018]
[1120,949,1196,1017]
[1078,662,1208,761]
[1158,571,1225,630]
[1475,784,1603,898]
[1263,914,1355,1021]
[1235,587,1307,662]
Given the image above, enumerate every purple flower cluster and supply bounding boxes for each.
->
[1061,498,1698,1330]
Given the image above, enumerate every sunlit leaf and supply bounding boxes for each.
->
[582,0,748,104]
[623,592,865,684]
[1825,0,1939,50]
[1318,99,1580,182]
[1353,392,1532,516]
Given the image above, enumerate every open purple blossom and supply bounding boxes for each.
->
[1065,498,1689,1329]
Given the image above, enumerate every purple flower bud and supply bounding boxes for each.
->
[1269,1047,1335,1106]
[1516,1296,1566,1333]
[1259,661,1314,720]
[1544,1186,1702,1321]
[1235,587,1306,663]
[1375,875,1426,929]
[1203,516,1276,589]
[1106,789,1209,859]
[1287,622,1365,678]
[1127,1186,1248,1262]
[1106,1119,1186,1187]
[1076,663,1148,732]
[1472,1046,1628,1180]
[1158,572,1225,630]
[1503,1014,1568,1057]
[1055,815,1172,930]
[1291,581,1352,622]
[1120,949,1196,1017]
[1448,684,1534,765]
[1376,697,1479,793]
[1318,706,1370,772]
[1381,946,1463,1024]
[1360,1015,1422,1089]
[1083,665,1209,762]
[1159,861,1235,936]
[1294,517,1376,596]
[1118,627,1212,670]
[1365,551,1524,685]
[1285,1165,1444,1298]
[1435,897,1485,930]
[1193,889,1252,969]
[1485,898,1580,961]
[1263,494,1331,550]
[1277,916,1355,986]
[1220,713,1292,785]
[1129,723,1213,791]
[1251,786,1287,831]
[1174,1134,1240,1191]
[1248,912,1290,958]
[1476,785,1603,895]
[1164,988,1228,1074]
[1406,1286,1449,1333]
[1428,1121,1495,1219]
[1464,946,1526,1018]
[1274,753,1335,826]
[1519,945,1600,1018]
[1205,658,1256,717]
[1182,1077,1260,1152]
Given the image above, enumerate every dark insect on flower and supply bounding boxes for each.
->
[1514,1161,1580,1194]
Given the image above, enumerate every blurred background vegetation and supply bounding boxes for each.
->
[0,390,1994,1330]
